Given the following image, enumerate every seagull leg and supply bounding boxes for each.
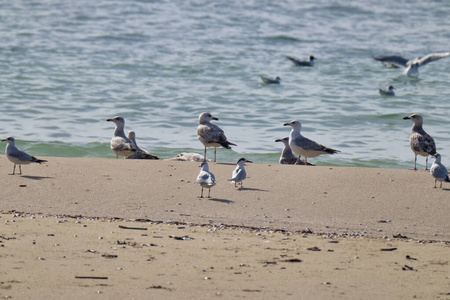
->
[414,155,417,170]
[204,147,207,162]
[200,187,204,198]
[434,180,437,188]
[425,156,428,170]
[208,188,211,198]
[295,155,302,165]
[440,181,443,188]
[214,147,217,162]
[19,165,22,175]
[11,164,16,175]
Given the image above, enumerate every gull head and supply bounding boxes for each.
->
[432,153,442,163]
[200,161,210,170]
[199,112,219,124]
[387,85,395,91]
[309,55,315,61]
[275,137,289,145]
[283,120,302,131]
[403,114,423,126]
[106,116,125,126]
[1,136,15,144]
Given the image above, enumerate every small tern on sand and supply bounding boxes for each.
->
[283,120,339,165]
[126,131,159,160]
[403,114,436,170]
[374,52,450,76]
[106,116,137,158]
[1,136,47,175]
[430,154,450,188]
[229,158,252,188]
[286,55,315,67]
[197,112,236,162]
[196,162,216,198]
[379,85,395,96]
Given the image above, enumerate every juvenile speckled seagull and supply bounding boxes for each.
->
[430,154,450,188]
[126,131,159,160]
[286,55,315,67]
[229,158,252,188]
[374,52,450,76]
[283,120,340,165]
[260,75,281,84]
[378,85,395,96]
[275,137,308,165]
[197,112,236,162]
[196,162,216,198]
[106,116,137,158]
[1,136,47,175]
[403,114,436,170]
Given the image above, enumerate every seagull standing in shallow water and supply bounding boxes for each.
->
[229,158,252,188]
[379,85,395,96]
[197,112,236,162]
[196,162,216,198]
[283,120,340,165]
[430,154,450,188]
[374,52,450,76]
[1,136,47,175]
[286,55,315,67]
[403,114,436,170]
[106,116,137,159]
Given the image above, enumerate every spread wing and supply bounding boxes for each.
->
[415,52,450,67]
[373,55,409,68]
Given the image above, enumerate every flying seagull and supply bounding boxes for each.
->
[374,52,449,76]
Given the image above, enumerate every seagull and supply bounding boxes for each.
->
[196,162,216,198]
[275,137,308,165]
[260,75,281,84]
[126,131,159,160]
[283,120,340,165]
[373,52,450,76]
[403,114,436,170]
[430,154,450,188]
[106,116,137,158]
[379,85,395,96]
[166,153,209,162]
[1,136,47,175]
[229,158,252,188]
[286,55,315,67]
[197,112,236,162]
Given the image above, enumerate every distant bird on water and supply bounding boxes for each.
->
[373,52,450,76]
[197,112,236,162]
[196,162,216,198]
[126,131,159,160]
[106,116,137,159]
[229,158,252,188]
[403,114,436,170]
[286,55,315,67]
[260,75,281,84]
[378,85,395,96]
[283,120,339,165]
[1,136,47,175]
[275,137,308,165]
[430,154,450,188]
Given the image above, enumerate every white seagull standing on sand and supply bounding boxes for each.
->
[275,137,307,165]
[1,136,47,175]
[126,131,159,160]
[379,85,396,96]
[286,55,315,67]
[106,116,137,158]
[403,114,436,170]
[283,120,340,165]
[196,162,216,198]
[197,112,236,162]
[260,75,281,84]
[430,154,450,188]
[229,158,252,188]
[373,52,450,76]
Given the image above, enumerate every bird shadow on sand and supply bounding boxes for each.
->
[20,175,54,180]
[208,198,234,204]
[236,187,269,192]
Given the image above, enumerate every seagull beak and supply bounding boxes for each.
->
[403,116,410,120]
[275,139,281,142]
[106,118,112,122]
[246,160,253,163]
[283,122,291,126]
[212,117,219,121]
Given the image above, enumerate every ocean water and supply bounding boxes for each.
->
[0,0,449,168]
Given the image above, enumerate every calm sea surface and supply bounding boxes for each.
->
[1,0,449,168]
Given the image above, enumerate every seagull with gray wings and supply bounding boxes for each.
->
[403,114,436,170]
[2,136,47,175]
[430,154,450,188]
[374,52,449,76]
[106,116,137,158]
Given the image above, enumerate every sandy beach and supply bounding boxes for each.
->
[1,156,449,299]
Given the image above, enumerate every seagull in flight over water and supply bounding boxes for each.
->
[373,52,449,76]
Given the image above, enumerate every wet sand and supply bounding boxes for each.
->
[0,156,449,299]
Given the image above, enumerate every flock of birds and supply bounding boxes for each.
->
[1,52,449,195]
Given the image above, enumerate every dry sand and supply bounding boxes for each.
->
[0,156,449,299]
